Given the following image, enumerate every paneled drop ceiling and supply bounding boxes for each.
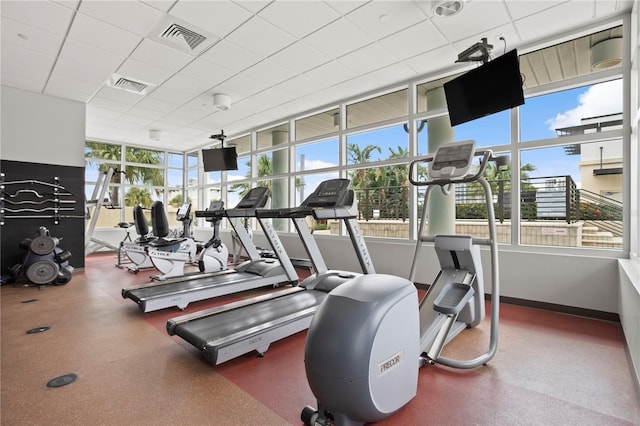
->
[0,0,632,152]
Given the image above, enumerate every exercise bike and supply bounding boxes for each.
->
[301,140,501,426]
[121,205,157,272]
[147,202,209,281]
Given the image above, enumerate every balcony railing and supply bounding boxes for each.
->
[352,175,622,229]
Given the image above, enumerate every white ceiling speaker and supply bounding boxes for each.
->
[213,93,231,110]
[149,129,163,141]
[591,38,623,70]
[432,0,465,18]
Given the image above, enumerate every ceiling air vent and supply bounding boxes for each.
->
[113,77,148,94]
[150,17,218,55]
[107,74,153,95]
[160,23,206,51]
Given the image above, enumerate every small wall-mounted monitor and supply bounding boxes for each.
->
[444,49,525,127]
[202,147,238,172]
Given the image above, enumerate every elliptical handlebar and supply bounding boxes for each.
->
[408,148,494,187]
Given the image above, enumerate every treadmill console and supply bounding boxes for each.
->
[235,186,270,209]
[429,140,476,180]
[303,179,351,208]
[197,200,225,222]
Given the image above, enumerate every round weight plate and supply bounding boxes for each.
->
[26,260,59,284]
[46,373,78,388]
[30,236,57,255]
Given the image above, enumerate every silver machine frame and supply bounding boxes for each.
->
[408,145,500,369]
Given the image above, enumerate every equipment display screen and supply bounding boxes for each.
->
[429,141,476,179]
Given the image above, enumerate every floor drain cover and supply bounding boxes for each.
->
[46,373,78,388]
[26,326,50,334]
[21,299,39,303]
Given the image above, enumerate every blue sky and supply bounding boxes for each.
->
[287,79,623,193]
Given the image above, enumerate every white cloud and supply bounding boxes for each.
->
[546,79,623,131]
[298,159,337,170]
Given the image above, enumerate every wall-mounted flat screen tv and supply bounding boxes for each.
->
[202,147,238,172]
[444,49,524,126]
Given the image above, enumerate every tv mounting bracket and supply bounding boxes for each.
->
[209,129,227,146]
[456,37,493,64]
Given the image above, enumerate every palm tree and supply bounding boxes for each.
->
[125,188,153,208]
[85,141,164,206]
[347,143,381,189]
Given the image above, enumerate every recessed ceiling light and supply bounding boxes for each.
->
[379,14,389,22]
[432,0,464,18]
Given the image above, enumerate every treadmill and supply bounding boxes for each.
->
[166,179,375,365]
[121,187,298,312]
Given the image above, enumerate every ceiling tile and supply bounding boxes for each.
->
[1,17,65,56]
[0,42,55,91]
[336,43,399,75]
[53,0,81,11]
[231,1,271,14]
[133,97,176,114]
[86,105,121,120]
[324,1,368,15]
[44,76,96,102]
[302,60,359,88]
[94,86,146,105]
[258,1,340,38]
[240,59,297,87]
[377,20,446,60]
[303,18,371,58]
[141,0,177,13]
[430,1,511,43]
[269,41,332,74]
[0,0,74,36]
[225,16,297,58]
[129,38,194,72]
[49,58,109,87]
[67,12,142,56]
[169,1,253,39]
[58,38,126,76]
[89,96,135,113]
[178,59,235,85]
[146,85,198,105]
[116,58,175,86]
[213,72,272,100]
[78,0,165,37]
[274,73,326,98]
[346,1,427,40]
[199,40,263,73]
[515,2,600,42]
[505,0,563,20]
[404,44,459,76]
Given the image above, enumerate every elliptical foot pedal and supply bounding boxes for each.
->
[427,283,476,362]
[433,282,474,315]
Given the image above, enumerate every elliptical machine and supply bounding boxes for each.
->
[301,140,501,426]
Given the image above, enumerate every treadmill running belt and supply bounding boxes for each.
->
[173,290,327,350]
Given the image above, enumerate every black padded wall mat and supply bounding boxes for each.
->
[1,160,85,273]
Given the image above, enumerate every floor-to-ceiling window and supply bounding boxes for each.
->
[86,22,626,253]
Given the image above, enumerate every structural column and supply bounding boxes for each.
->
[426,87,456,235]
[271,130,288,231]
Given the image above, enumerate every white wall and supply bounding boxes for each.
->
[259,232,622,314]
[0,86,85,166]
